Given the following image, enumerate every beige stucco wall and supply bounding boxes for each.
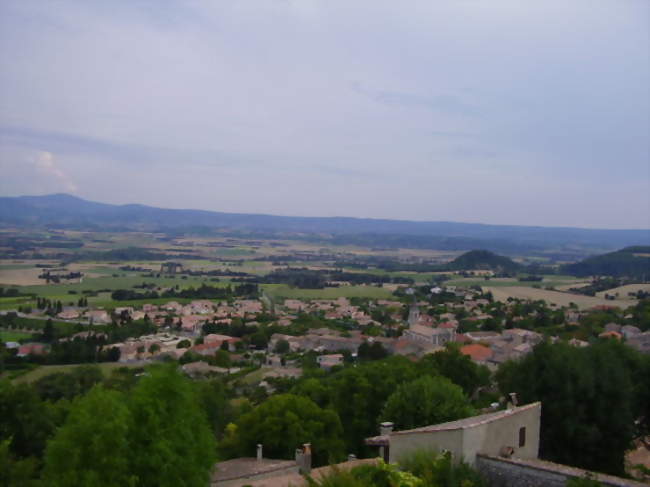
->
[387,403,541,466]
[461,404,540,464]
[389,429,463,464]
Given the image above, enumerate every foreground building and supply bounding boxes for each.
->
[366,402,541,465]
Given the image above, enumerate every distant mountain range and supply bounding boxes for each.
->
[1,194,648,258]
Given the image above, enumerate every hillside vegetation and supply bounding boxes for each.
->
[562,246,650,279]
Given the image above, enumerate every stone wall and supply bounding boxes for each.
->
[476,454,646,487]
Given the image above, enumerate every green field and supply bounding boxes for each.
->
[0,296,34,310]
[261,283,393,300]
[19,274,223,297]
[0,330,33,342]
[13,362,146,384]
[444,275,583,289]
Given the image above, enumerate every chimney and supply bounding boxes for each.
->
[509,392,518,408]
[380,421,394,436]
[298,443,312,474]
[256,444,263,461]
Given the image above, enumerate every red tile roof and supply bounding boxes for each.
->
[460,344,493,362]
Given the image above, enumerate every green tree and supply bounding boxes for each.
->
[274,339,290,354]
[42,386,135,487]
[418,345,490,397]
[235,394,345,466]
[128,365,216,487]
[42,319,55,343]
[496,341,637,476]
[0,380,55,459]
[0,439,39,487]
[213,350,231,368]
[381,376,475,430]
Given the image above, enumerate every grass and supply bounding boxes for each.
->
[0,296,35,310]
[0,330,33,342]
[13,362,146,384]
[261,283,393,300]
[5,317,79,336]
[18,274,229,297]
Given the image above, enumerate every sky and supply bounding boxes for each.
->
[0,1,648,229]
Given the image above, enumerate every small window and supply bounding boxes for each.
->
[519,427,526,447]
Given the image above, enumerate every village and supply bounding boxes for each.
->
[5,283,649,376]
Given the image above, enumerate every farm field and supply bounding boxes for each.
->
[261,283,393,300]
[12,362,146,384]
[595,283,650,300]
[486,286,634,310]
[446,275,584,289]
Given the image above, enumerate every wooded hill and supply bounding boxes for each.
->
[561,246,650,279]
[443,250,522,272]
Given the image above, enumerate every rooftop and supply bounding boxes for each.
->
[366,402,541,446]
[212,458,297,483]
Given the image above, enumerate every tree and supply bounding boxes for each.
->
[496,341,639,476]
[213,350,231,368]
[418,345,490,396]
[42,318,55,343]
[235,394,345,466]
[274,339,290,354]
[326,356,419,456]
[380,376,475,430]
[357,342,388,361]
[42,386,135,487]
[128,365,216,487]
[0,380,55,459]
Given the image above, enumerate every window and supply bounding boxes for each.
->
[519,427,526,447]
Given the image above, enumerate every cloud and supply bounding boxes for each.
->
[33,151,78,193]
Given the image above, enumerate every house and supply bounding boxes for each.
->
[627,332,650,354]
[85,309,110,324]
[460,344,493,364]
[205,334,241,351]
[598,330,622,341]
[502,329,542,346]
[181,315,205,335]
[604,322,622,333]
[568,338,589,348]
[317,353,344,370]
[365,402,541,466]
[17,343,48,357]
[191,342,222,356]
[464,331,501,344]
[621,325,641,339]
[403,325,454,347]
[57,308,80,320]
[211,444,305,487]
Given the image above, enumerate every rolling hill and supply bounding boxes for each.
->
[561,246,650,278]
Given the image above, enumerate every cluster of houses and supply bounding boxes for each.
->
[4,288,650,367]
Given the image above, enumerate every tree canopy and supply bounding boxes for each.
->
[235,394,345,466]
[381,376,475,431]
[496,341,648,476]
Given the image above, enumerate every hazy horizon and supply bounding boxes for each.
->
[1,1,649,230]
[6,192,650,232]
